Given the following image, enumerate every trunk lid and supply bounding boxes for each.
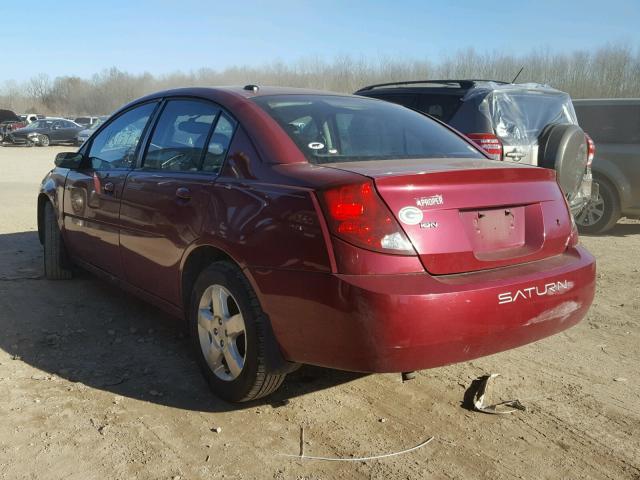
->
[327,158,572,274]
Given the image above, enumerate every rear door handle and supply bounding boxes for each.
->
[175,187,191,200]
[103,181,115,193]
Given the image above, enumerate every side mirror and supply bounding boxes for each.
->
[54,152,83,169]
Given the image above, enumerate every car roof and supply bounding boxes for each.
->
[355,79,508,94]
[355,80,568,98]
[139,85,352,102]
[572,98,640,106]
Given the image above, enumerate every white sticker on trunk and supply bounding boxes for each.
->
[398,206,423,225]
[416,194,444,207]
[308,142,324,150]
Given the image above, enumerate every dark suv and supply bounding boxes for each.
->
[356,80,596,216]
[573,99,640,233]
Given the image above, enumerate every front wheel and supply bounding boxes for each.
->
[39,135,50,147]
[189,261,286,402]
[576,179,620,234]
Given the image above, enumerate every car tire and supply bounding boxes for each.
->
[39,135,50,147]
[189,261,286,402]
[538,123,588,199]
[576,178,620,234]
[43,202,73,280]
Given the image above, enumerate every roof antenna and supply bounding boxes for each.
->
[511,67,524,84]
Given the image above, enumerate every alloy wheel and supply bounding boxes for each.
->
[576,192,605,227]
[197,284,247,381]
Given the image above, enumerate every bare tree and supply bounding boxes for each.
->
[1,43,639,116]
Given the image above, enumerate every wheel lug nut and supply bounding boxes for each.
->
[218,318,223,326]
[213,328,218,335]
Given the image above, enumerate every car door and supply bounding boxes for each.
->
[119,98,236,305]
[63,102,159,277]
[50,120,66,142]
[59,120,81,142]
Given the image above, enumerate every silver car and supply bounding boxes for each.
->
[573,99,640,233]
[76,115,109,146]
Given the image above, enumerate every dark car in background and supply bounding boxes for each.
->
[8,118,84,146]
[0,109,25,143]
[38,86,595,402]
[573,99,640,233]
[356,80,596,216]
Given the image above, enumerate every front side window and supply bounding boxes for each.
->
[88,102,157,169]
[253,95,483,164]
[26,120,53,130]
[143,99,219,172]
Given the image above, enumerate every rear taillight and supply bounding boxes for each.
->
[585,133,595,168]
[318,181,415,255]
[467,133,503,161]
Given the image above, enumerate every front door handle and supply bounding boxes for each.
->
[176,187,191,200]
[103,182,115,194]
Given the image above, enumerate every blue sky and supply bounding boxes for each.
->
[1,0,639,82]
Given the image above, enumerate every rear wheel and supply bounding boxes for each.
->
[576,179,620,234]
[39,135,50,147]
[43,202,73,280]
[189,261,286,402]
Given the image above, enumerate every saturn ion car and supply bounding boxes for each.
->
[38,86,596,402]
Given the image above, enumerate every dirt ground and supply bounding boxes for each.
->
[0,145,638,480]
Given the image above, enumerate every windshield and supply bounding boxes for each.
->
[253,95,484,164]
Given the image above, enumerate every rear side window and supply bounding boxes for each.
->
[575,104,640,144]
[143,100,219,172]
[203,113,236,173]
[253,95,483,164]
[88,102,157,169]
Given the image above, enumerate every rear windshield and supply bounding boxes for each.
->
[478,90,577,145]
[574,104,640,144]
[253,95,484,164]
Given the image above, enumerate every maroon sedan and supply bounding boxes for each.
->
[38,86,596,402]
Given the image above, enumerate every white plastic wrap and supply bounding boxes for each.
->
[463,82,578,146]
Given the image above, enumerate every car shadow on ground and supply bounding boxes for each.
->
[0,231,365,412]
[581,221,640,238]
[605,222,640,237]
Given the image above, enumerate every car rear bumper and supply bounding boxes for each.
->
[249,245,596,372]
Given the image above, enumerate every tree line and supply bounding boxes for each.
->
[1,43,638,116]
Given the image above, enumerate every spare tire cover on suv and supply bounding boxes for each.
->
[538,123,587,197]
